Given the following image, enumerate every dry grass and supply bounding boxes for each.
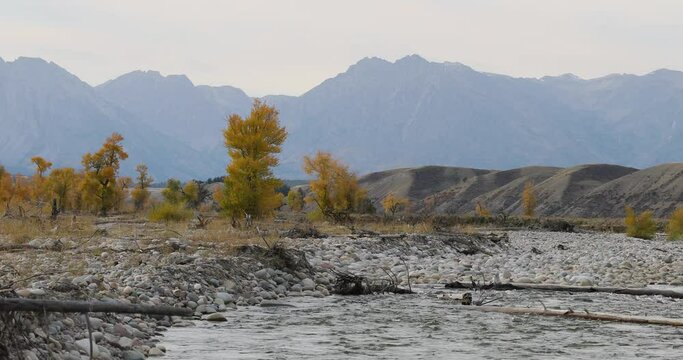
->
[0,215,96,245]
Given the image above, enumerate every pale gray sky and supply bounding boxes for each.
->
[2,0,683,96]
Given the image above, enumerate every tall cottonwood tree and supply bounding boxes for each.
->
[303,151,367,222]
[81,133,129,215]
[522,181,536,217]
[47,167,76,212]
[131,164,153,211]
[382,192,409,217]
[30,156,53,207]
[221,100,287,220]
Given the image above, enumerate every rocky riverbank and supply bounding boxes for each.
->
[2,227,682,359]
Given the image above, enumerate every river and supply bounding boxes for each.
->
[161,285,683,359]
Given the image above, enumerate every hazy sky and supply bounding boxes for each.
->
[2,0,683,96]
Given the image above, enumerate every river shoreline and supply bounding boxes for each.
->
[2,227,682,359]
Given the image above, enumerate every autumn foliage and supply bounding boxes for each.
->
[287,188,305,212]
[220,100,287,220]
[625,206,657,240]
[303,151,367,222]
[522,181,536,217]
[474,201,491,217]
[131,164,153,211]
[666,208,683,240]
[81,133,129,215]
[381,192,409,217]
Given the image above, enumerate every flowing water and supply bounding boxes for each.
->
[162,285,683,359]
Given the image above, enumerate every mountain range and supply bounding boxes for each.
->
[2,54,683,180]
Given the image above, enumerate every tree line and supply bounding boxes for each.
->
[2,99,682,240]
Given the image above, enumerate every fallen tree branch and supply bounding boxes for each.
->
[460,305,683,327]
[331,270,413,295]
[0,298,192,316]
[445,281,683,299]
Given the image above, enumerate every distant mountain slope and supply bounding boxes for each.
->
[359,163,683,218]
[0,57,222,179]
[427,166,561,214]
[562,163,683,218]
[533,164,638,215]
[3,54,683,180]
[96,70,252,153]
[359,166,492,202]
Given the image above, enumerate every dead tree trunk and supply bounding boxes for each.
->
[445,281,683,299]
[460,305,683,327]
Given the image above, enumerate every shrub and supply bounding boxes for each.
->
[666,208,683,240]
[624,206,657,239]
[148,202,193,222]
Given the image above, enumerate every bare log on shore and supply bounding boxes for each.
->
[461,305,683,327]
[445,281,683,299]
[0,298,192,316]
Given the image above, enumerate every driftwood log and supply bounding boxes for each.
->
[445,281,683,299]
[332,271,413,295]
[0,298,192,316]
[461,305,683,327]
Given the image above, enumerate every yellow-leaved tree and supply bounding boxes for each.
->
[303,151,367,223]
[522,181,536,217]
[475,201,491,217]
[81,133,129,215]
[131,164,153,211]
[220,100,287,221]
[287,188,305,212]
[625,206,657,239]
[667,208,683,240]
[47,167,77,212]
[30,156,53,208]
[382,192,409,217]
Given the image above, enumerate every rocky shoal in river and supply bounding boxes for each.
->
[2,230,682,359]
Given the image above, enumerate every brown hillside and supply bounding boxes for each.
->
[563,163,683,218]
[428,166,560,214]
[533,164,638,216]
[359,166,492,204]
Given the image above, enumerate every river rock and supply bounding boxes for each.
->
[301,278,316,291]
[149,347,165,356]
[75,338,99,357]
[215,292,235,303]
[122,350,146,360]
[204,312,227,322]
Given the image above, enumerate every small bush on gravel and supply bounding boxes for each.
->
[148,202,193,222]
[625,206,657,239]
[667,208,683,240]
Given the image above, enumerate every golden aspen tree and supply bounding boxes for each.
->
[131,164,153,211]
[30,156,52,178]
[161,178,183,204]
[182,180,201,209]
[221,100,287,220]
[81,133,129,215]
[30,156,53,207]
[382,192,409,217]
[522,181,536,217]
[47,167,76,212]
[475,201,491,217]
[303,151,367,222]
[666,208,683,240]
[625,206,657,239]
[287,188,305,212]
[0,165,10,215]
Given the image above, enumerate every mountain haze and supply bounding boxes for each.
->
[2,55,683,180]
